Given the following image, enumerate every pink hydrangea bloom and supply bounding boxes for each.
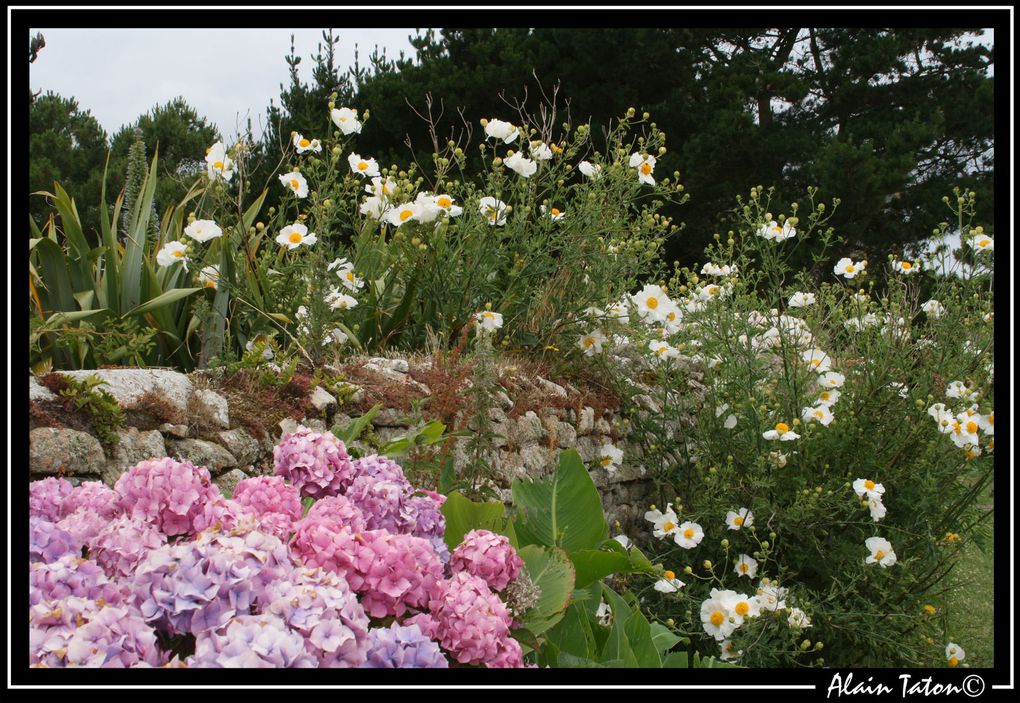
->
[233,475,303,521]
[265,568,370,667]
[428,571,515,666]
[63,602,164,667]
[29,554,125,607]
[29,477,73,522]
[339,530,446,619]
[305,495,367,530]
[344,474,414,534]
[451,529,524,592]
[61,481,122,520]
[192,495,253,534]
[89,515,166,580]
[114,457,220,537]
[188,614,317,668]
[253,511,297,540]
[30,596,101,667]
[290,515,363,571]
[489,635,526,668]
[274,426,356,499]
[30,516,81,563]
[56,509,110,549]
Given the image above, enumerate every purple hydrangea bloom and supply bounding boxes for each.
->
[429,571,515,666]
[131,529,293,636]
[407,493,446,542]
[188,614,317,668]
[61,481,122,520]
[351,454,407,483]
[451,529,524,592]
[114,457,220,537]
[30,596,100,667]
[30,516,81,563]
[89,515,166,581]
[62,603,164,667]
[363,622,448,668]
[233,475,303,521]
[29,554,125,607]
[264,567,370,667]
[29,477,73,522]
[252,511,297,540]
[56,509,110,550]
[344,474,414,534]
[274,426,356,499]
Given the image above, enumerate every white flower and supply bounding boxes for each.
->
[834,257,866,279]
[648,340,680,361]
[365,176,397,200]
[754,581,788,612]
[184,219,223,243]
[348,153,380,178]
[279,171,309,198]
[816,389,841,407]
[383,201,423,227]
[945,643,966,666]
[719,590,762,625]
[725,508,754,531]
[928,402,955,432]
[867,495,887,522]
[801,404,834,426]
[205,141,235,182]
[733,554,758,579]
[719,640,742,662]
[817,371,845,388]
[325,288,358,311]
[768,451,789,469]
[156,240,189,268]
[529,141,553,160]
[723,413,738,430]
[787,291,815,308]
[276,223,317,250]
[644,507,680,539]
[595,601,612,626]
[891,259,919,274]
[474,310,503,332]
[429,193,463,218]
[852,478,886,500]
[945,380,970,400]
[359,196,388,220]
[921,299,945,319]
[578,329,607,356]
[613,534,632,550]
[198,264,219,289]
[888,382,909,399]
[802,348,832,373]
[628,152,656,185]
[976,411,994,436]
[322,328,348,346]
[967,234,994,252]
[631,284,671,323]
[292,133,322,153]
[701,590,737,641]
[654,570,686,593]
[328,258,365,293]
[330,107,362,135]
[759,220,796,242]
[504,150,538,178]
[541,204,565,221]
[483,118,518,143]
[946,412,981,448]
[763,422,800,441]
[844,313,880,331]
[674,521,704,549]
[578,160,601,179]
[696,283,732,302]
[864,536,896,567]
[787,607,812,630]
[599,443,624,473]
[479,196,508,226]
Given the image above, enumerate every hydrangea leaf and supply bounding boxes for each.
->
[517,544,575,636]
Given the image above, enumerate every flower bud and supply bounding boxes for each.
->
[720,539,730,549]
[702,560,713,570]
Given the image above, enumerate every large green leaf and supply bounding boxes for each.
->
[331,403,383,446]
[598,587,639,667]
[517,544,575,637]
[440,491,515,551]
[120,150,159,312]
[511,448,608,553]
[125,287,202,317]
[650,622,683,655]
[32,236,75,313]
[569,549,633,589]
[544,601,599,660]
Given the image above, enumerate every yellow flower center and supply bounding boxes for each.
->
[601,455,612,466]
[710,611,725,627]
[810,358,821,366]
[966,421,979,433]
[437,196,452,208]
[771,226,782,234]
[775,422,790,434]
[874,550,885,560]
[172,250,184,258]
[213,161,224,170]
[345,271,355,282]
[902,261,912,269]
[948,656,959,667]
[814,410,824,418]
[667,311,676,321]
[399,209,414,221]
[739,563,749,573]
[483,311,494,319]
[299,138,310,148]
[291,179,300,190]
[864,480,875,490]
[733,516,744,527]
[989,413,994,425]
[683,528,694,539]
[979,239,989,247]
[358,161,369,171]
[662,521,676,533]
[204,279,216,289]
[820,392,830,401]
[845,265,855,273]
[923,605,936,615]
[584,337,596,347]
[735,602,749,616]
[551,208,561,216]
[646,297,659,309]
[640,162,652,175]
[288,232,303,243]
[663,570,675,580]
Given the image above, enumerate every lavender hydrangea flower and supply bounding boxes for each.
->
[351,454,407,483]
[451,529,524,592]
[63,603,164,667]
[274,426,356,499]
[29,554,124,607]
[264,567,370,667]
[114,457,220,537]
[89,515,166,581]
[61,481,122,520]
[29,477,73,522]
[30,596,100,667]
[56,509,110,549]
[344,474,414,534]
[188,614,317,668]
[363,622,448,668]
[30,516,81,563]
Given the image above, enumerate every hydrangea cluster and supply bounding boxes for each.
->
[114,457,220,537]
[339,530,445,618]
[61,481,123,520]
[188,614,317,668]
[29,476,73,522]
[89,515,166,580]
[30,596,162,668]
[30,516,81,563]
[29,554,125,607]
[364,622,449,668]
[428,571,520,666]
[451,529,524,592]
[274,426,357,499]
[233,475,303,521]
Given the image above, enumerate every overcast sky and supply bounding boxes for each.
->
[29,28,422,141]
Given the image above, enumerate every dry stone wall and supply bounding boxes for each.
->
[27,356,695,535]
